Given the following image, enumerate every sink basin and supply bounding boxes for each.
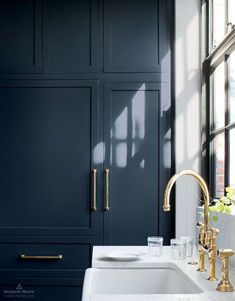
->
[82,263,203,300]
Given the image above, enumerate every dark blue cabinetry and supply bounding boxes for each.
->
[0,81,99,236]
[44,0,99,73]
[103,82,172,245]
[0,0,173,300]
[104,0,169,73]
[0,81,100,300]
[0,0,42,74]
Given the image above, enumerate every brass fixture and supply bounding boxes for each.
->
[163,170,219,281]
[105,169,110,211]
[20,254,63,260]
[163,170,210,232]
[197,247,206,272]
[217,249,234,292]
[206,227,219,281]
[198,222,205,246]
[92,169,97,211]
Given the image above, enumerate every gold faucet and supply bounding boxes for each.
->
[163,169,219,281]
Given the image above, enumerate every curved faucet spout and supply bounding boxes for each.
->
[163,170,210,233]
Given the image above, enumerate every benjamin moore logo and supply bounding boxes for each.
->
[16,284,23,290]
[3,283,35,299]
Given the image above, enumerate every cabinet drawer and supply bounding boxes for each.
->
[0,243,92,279]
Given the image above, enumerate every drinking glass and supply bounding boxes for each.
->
[180,236,198,265]
[170,238,186,260]
[147,236,163,257]
[180,236,193,257]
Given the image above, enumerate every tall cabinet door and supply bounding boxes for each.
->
[0,80,99,236]
[104,83,171,245]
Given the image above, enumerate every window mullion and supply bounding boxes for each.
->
[208,67,213,193]
[225,55,229,188]
[225,0,228,30]
[208,0,213,52]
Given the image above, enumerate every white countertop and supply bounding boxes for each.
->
[88,246,235,301]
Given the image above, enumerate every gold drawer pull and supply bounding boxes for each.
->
[20,255,63,260]
[105,169,110,211]
[92,169,97,211]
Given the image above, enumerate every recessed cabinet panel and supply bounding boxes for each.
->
[0,81,98,236]
[46,0,98,73]
[104,0,166,72]
[104,83,162,244]
[0,0,42,74]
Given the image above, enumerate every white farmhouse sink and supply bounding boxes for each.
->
[82,263,203,300]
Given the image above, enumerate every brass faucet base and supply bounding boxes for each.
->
[197,267,207,272]
[207,276,217,281]
[217,281,234,292]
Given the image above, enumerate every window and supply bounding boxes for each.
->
[202,0,235,198]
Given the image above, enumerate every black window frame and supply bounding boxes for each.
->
[201,0,235,198]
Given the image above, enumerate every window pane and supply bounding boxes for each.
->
[213,62,225,130]
[228,51,235,123]
[213,133,225,197]
[228,0,235,24]
[230,129,235,186]
[213,0,226,47]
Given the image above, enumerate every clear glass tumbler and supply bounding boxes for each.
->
[170,238,186,260]
[180,236,198,265]
[180,236,193,257]
[147,236,163,257]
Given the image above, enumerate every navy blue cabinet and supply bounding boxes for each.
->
[0,0,42,74]
[0,81,99,237]
[0,81,100,299]
[104,0,169,73]
[44,0,99,73]
[103,82,172,245]
[0,0,173,300]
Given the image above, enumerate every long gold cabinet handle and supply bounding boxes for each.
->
[105,169,110,211]
[20,255,63,260]
[92,169,97,211]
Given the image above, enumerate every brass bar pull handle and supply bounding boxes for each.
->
[20,255,63,260]
[105,169,110,211]
[92,169,97,211]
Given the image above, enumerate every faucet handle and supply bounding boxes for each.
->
[205,228,219,248]
[205,230,212,247]
[217,249,234,292]
[211,227,219,235]
[219,249,234,258]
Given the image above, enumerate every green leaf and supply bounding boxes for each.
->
[223,197,231,205]
[223,206,232,214]
[209,206,216,212]
[225,186,235,200]
[212,215,218,222]
[217,203,225,212]
[226,187,235,194]
[220,196,230,205]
